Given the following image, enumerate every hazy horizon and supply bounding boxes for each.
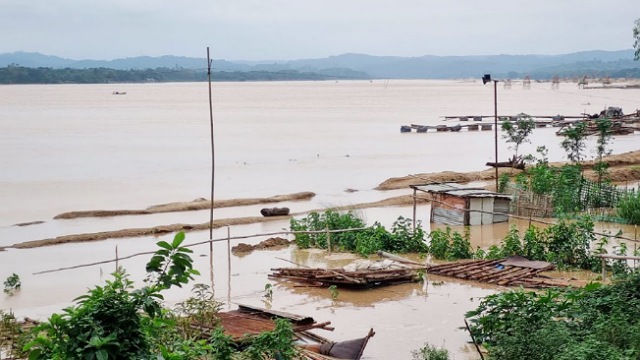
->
[1,0,638,61]
[2,48,636,63]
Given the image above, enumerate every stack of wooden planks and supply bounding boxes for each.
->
[269,266,423,288]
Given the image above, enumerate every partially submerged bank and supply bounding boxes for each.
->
[8,195,428,249]
[376,149,640,191]
[52,191,317,219]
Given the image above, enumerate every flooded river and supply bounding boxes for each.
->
[1,80,640,358]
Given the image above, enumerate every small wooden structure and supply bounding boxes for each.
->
[411,183,511,226]
[214,304,375,360]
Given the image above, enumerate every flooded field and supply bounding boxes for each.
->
[1,80,640,358]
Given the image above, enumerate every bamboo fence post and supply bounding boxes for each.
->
[206,47,216,293]
[227,225,232,309]
[412,187,417,232]
[464,319,485,360]
[326,224,331,254]
[601,257,606,281]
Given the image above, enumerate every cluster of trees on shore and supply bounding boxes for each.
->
[0,65,368,84]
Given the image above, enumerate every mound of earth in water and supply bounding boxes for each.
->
[53,192,316,219]
[232,237,292,255]
[376,150,640,191]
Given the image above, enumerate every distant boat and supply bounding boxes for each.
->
[112,91,127,95]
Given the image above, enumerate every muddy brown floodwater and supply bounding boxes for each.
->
[2,81,640,359]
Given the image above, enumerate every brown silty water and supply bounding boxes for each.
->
[1,80,640,358]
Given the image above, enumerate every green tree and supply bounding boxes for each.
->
[634,18,640,60]
[560,122,588,164]
[501,113,536,161]
[594,118,613,186]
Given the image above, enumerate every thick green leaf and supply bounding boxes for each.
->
[156,240,173,251]
[172,231,186,248]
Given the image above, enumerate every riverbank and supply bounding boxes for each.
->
[7,148,640,250]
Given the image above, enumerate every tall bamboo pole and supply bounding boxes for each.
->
[207,47,216,290]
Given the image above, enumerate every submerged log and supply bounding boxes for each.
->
[486,155,525,170]
[485,161,525,170]
[260,207,290,217]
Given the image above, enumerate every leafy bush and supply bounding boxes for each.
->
[25,232,199,359]
[467,274,640,359]
[21,232,300,360]
[411,342,451,360]
[617,190,640,225]
[290,210,366,250]
[427,226,472,260]
[290,211,427,256]
[3,273,20,296]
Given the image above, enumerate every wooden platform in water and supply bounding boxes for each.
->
[426,256,582,288]
[402,112,640,134]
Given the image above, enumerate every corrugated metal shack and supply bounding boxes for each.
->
[411,183,511,225]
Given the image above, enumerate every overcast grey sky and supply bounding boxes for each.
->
[1,0,638,61]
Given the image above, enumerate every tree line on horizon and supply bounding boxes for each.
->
[0,64,369,84]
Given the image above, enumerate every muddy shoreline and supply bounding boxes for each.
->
[8,195,429,249]
[376,149,640,190]
[9,150,640,250]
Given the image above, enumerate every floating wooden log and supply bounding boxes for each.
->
[481,124,492,130]
[468,124,479,131]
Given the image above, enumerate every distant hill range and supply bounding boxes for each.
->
[1,50,639,80]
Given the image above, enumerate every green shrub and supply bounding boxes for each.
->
[290,211,427,256]
[427,226,472,260]
[411,343,451,360]
[22,232,300,359]
[467,274,640,360]
[617,190,640,225]
[3,273,20,296]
